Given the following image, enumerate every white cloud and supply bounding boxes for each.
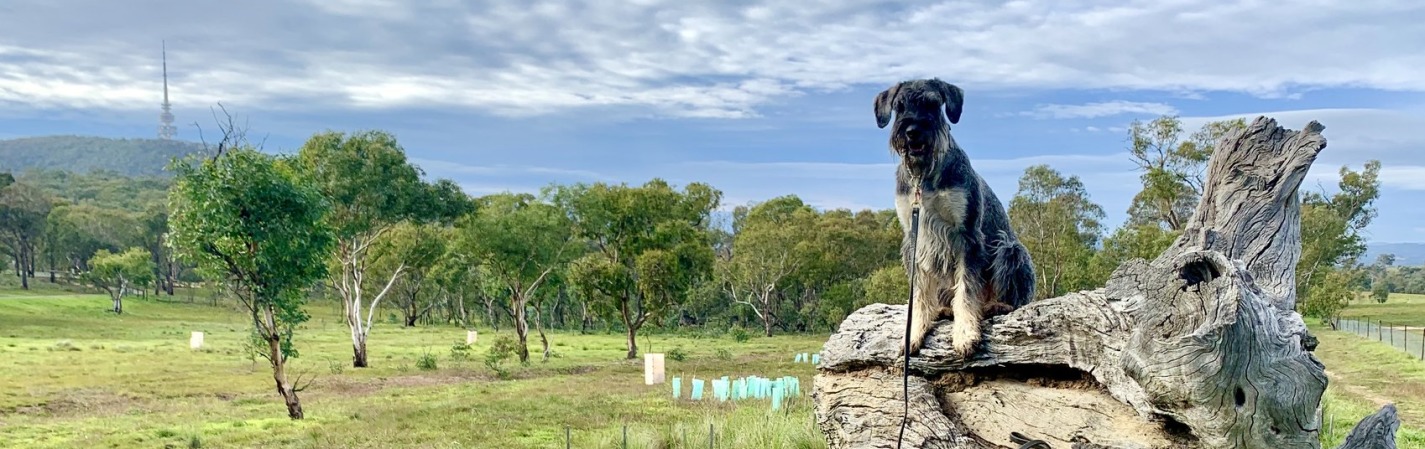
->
[0,1,1422,117]
[1024,101,1179,119]
[411,158,612,181]
[1379,166,1425,191]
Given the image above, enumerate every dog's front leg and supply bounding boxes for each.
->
[949,256,984,357]
[907,267,942,355]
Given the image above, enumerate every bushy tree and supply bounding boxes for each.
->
[454,192,576,363]
[0,180,52,289]
[1008,165,1106,298]
[1297,161,1382,321]
[553,179,719,359]
[168,147,334,419]
[292,130,471,368]
[85,247,154,314]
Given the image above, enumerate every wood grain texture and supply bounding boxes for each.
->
[812,117,1399,449]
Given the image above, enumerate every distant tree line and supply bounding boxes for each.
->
[0,114,1386,380]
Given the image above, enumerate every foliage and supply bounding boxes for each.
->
[167,146,334,419]
[292,129,471,368]
[0,135,206,177]
[455,192,575,363]
[729,327,751,343]
[84,247,155,312]
[0,179,53,289]
[416,351,438,371]
[1007,165,1106,298]
[666,346,688,362]
[18,168,172,213]
[449,341,473,361]
[484,335,522,379]
[369,222,449,327]
[1298,161,1382,319]
[553,179,720,359]
[1123,116,1246,231]
[719,195,817,336]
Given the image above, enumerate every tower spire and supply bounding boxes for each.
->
[158,40,177,140]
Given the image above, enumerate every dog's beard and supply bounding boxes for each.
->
[893,140,938,179]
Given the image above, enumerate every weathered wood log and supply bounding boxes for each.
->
[812,117,1400,449]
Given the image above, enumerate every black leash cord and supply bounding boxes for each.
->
[897,205,920,449]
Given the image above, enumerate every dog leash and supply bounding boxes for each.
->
[893,187,1055,449]
[897,186,921,449]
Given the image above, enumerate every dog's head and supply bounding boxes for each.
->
[874,78,964,176]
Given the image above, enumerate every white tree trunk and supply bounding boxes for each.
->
[812,117,1397,449]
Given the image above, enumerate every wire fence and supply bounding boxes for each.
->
[1333,318,1425,360]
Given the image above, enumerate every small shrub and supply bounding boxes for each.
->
[416,351,438,371]
[450,341,473,361]
[188,435,203,449]
[730,327,751,343]
[715,348,733,362]
[485,336,520,380]
[156,429,178,438]
[327,360,345,375]
[667,347,688,362]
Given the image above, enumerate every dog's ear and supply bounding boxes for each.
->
[931,79,965,125]
[874,83,901,129]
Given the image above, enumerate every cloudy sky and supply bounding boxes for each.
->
[1,0,1422,243]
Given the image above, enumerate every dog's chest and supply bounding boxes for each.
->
[896,187,971,232]
[897,186,971,271]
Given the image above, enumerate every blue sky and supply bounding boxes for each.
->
[1,0,1422,243]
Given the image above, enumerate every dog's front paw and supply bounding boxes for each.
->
[950,320,981,358]
[951,337,977,358]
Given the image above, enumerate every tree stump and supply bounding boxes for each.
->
[812,117,1399,449]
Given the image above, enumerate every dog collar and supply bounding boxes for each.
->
[910,177,923,207]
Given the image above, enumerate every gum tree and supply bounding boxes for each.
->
[553,179,719,359]
[168,147,334,419]
[293,130,470,368]
[84,247,154,314]
[454,192,575,363]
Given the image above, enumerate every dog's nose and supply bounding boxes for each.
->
[905,125,920,141]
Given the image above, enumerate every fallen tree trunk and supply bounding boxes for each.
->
[812,116,1398,449]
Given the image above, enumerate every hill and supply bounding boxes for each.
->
[0,135,208,177]
[1367,242,1425,267]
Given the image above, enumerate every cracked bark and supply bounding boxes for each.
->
[812,117,1398,449]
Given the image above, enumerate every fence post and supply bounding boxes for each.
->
[709,423,715,449]
[1391,323,1395,347]
[1380,320,1384,341]
[566,426,571,449]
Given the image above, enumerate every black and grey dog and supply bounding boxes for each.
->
[875,78,1036,357]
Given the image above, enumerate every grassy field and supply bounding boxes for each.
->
[1341,293,1425,327]
[0,287,827,449]
[3,285,1425,448]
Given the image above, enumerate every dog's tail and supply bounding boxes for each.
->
[990,230,1036,308]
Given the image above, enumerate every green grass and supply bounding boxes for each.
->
[0,291,826,449]
[1341,293,1425,326]
[7,284,1425,448]
[1312,321,1425,447]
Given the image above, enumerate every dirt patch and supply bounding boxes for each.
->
[1324,369,1395,408]
[8,388,137,418]
[315,372,493,397]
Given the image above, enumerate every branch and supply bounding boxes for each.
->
[363,263,405,334]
